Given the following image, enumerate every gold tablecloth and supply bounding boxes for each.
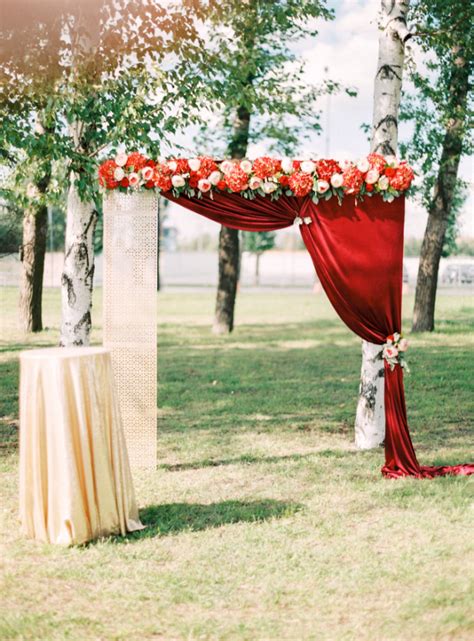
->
[19,346,145,545]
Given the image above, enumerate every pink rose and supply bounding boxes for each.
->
[197,178,211,192]
[398,338,409,352]
[365,169,379,185]
[208,171,222,186]
[262,181,277,194]
[115,152,128,167]
[317,180,330,194]
[383,345,399,359]
[330,173,343,188]
[171,175,185,188]
[220,160,234,175]
[128,172,140,187]
[240,159,253,173]
[249,176,263,190]
[356,157,370,173]
[141,166,154,181]
[114,167,125,181]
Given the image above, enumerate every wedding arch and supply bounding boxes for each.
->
[100,152,473,479]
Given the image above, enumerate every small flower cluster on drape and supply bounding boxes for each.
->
[98,152,414,203]
[382,333,410,372]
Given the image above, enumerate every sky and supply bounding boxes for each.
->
[167,0,473,242]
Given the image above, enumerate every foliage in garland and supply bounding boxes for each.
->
[399,0,473,255]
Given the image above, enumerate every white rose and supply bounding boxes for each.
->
[365,169,379,185]
[171,175,185,188]
[167,160,178,172]
[208,170,222,186]
[142,166,154,181]
[129,172,140,187]
[330,173,343,188]
[115,152,128,167]
[300,160,316,174]
[197,178,211,192]
[356,157,370,173]
[240,159,253,173]
[377,176,389,190]
[340,159,352,171]
[114,167,125,181]
[262,181,277,194]
[385,155,399,167]
[220,160,234,174]
[188,158,201,172]
[317,180,330,194]
[281,157,293,173]
[249,176,262,190]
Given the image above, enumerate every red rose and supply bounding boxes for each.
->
[292,160,301,171]
[156,162,172,176]
[367,153,386,173]
[389,163,414,191]
[167,158,189,175]
[145,159,156,168]
[154,174,172,192]
[315,159,342,182]
[384,166,397,179]
[125,152,148,172]
[145,180,154,189]
[342,166,364,195]
[189,173,199,188]
[365,183,374,192]
[216,179,227,191]
[226,165,249,192]
[288,172,313,197]
[98,159,118,189]
[252,156,279,179]
[120,177,130,188]
[279,175,290,187]
[198,156,219,178]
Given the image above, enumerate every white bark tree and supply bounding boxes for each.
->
[355,0,412,449]
[60,171,97,346]
[59,11,99,347]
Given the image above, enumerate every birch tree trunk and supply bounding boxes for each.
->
[59,174,97,346]
[355,0,411,449]
[59,6,99,347]
[412,45,470,332]
[212,104,250,334]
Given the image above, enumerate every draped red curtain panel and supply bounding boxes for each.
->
[166,191,473,479]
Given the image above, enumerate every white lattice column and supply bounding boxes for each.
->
[103,191,157,468]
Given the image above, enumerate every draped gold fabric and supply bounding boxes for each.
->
[19,347,144,545]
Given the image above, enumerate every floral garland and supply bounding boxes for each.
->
[382,333,409,372]
[98,152,415,203]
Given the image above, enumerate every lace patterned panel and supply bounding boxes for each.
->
[103,191,157,468]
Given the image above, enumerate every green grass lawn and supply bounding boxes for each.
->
[0,286,473,641]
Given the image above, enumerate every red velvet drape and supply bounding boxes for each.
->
[166,190,473,479]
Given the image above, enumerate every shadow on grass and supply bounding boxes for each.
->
[120,499,303,541]
[160,449,351,472]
